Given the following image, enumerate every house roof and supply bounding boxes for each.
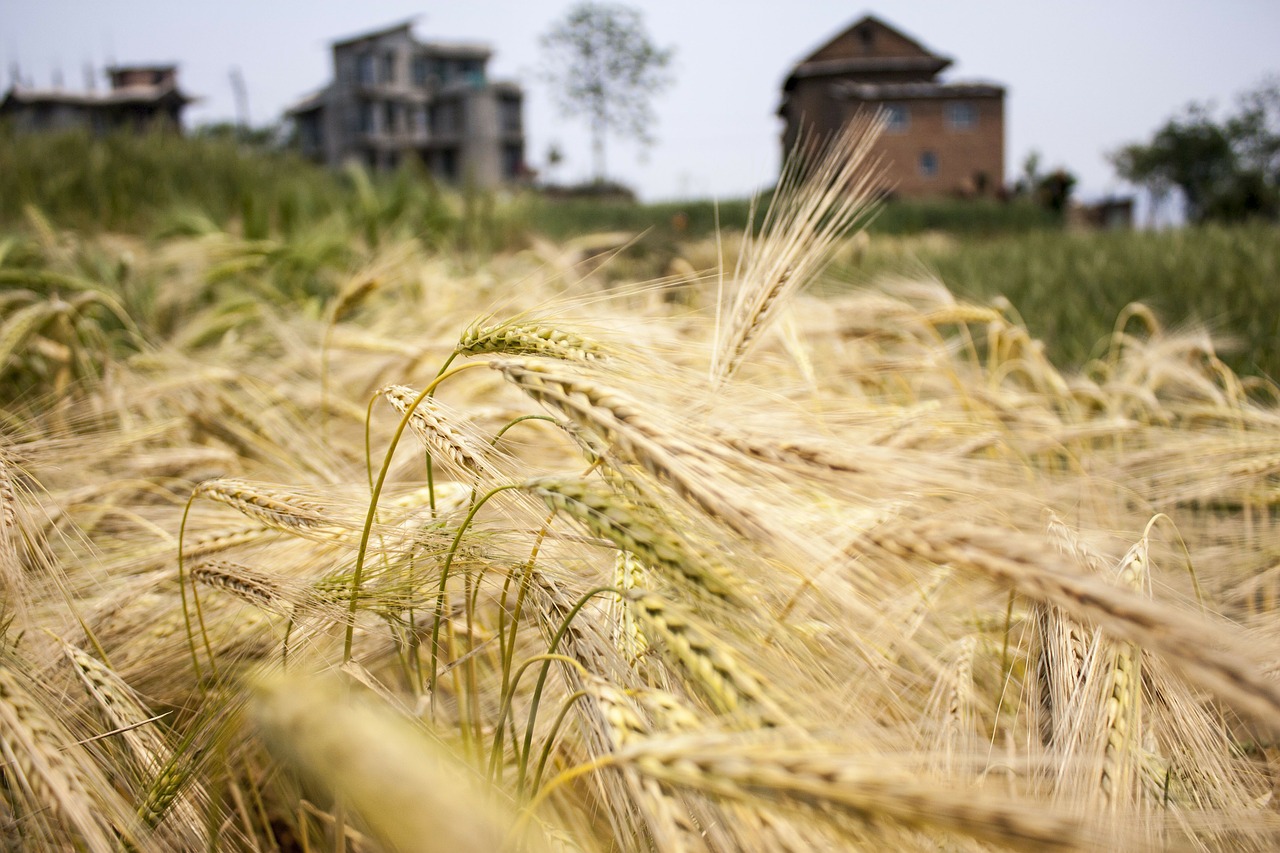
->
[284,88,328,116]
[331,18,419,48]
[106,63,179,75]
[785,14,954,87]
[831,80,1005,101]
[1,84,195,108]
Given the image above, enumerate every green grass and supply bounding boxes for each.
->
[3,127,1275,381]
[830,224,1280,381]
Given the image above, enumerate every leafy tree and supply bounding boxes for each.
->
[1013,150,1077,215]
[1112,78,1280,223]
[540,2,674,184]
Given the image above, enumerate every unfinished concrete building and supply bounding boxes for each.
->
[288,20,525,187]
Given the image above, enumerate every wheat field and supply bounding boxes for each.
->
[1,120,1279,851]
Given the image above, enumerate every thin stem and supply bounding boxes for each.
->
[345,361,489,663]
[427,483,522,706]
[486,653,586,782]
[530,689,591,795]
[516,585,621,796]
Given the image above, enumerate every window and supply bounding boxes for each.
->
[919,151,938,178]
[499,97,522,135]
[460,60,486,87]
[379,52,395,85]
[947,102,977,130]
[412,57,430,86]
[502,144,523,180]
[884,104,909,133]
[357,53,376,85]
[436,147,458,181]
[356,100,375,134]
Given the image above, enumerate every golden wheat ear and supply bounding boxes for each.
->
[712,112,885,385]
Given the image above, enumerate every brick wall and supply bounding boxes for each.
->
[856,96,1004,197]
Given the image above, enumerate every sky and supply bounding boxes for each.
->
[3,1,1279,203]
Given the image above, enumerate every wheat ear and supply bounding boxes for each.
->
[616,734,1109,851]
[526,477,744,605]
[459,319,605,361]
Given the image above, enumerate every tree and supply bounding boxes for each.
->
[540,2,674,185]
[1112,78,1280,223]
[1013,150,1077,215]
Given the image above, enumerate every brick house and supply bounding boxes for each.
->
[0,65,194,134]
[287,20,525,187]
[778,15,1005,198]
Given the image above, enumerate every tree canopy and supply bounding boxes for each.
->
[540,2,674,185]
[1112,78,1280,223]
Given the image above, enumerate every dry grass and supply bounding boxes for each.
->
[0,118,1278,851]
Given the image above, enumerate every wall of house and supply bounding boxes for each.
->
[859,96,1004,197]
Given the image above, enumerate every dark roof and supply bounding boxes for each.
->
[1,84,195,108]
[416,41,492,60]
[824,14,936,60]
[332,18,418,48]
[284,88,328,115]
[106,63,179,75]
[788,55,951,83]
[831,80,1005,100]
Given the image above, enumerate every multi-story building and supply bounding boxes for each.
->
[288,20,525,187]
[0,64,194,134]
[779,15,1005,198]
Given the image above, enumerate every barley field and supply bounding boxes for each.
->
[1,121,1279,851]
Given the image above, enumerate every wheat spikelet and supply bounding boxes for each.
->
[625,589,783,725]
[712,113,883,384]
[330,273,381,323]
[252,672,532,853]
[582,676,708,852]
[523,569,664,850]
[527,477,744,605]
[1036,513,1104,753]
[616,734,1109,851]
[379,384,494,478]
[190,560,285,613]
[59,641,209,846]
[192,478,347,540]
[926,635,979,777]
[862,519,1280,729]
[0,300,60,374]
[0,664,129,853]
[494,358,771,545]
[0,446,23,610]
[610,551,651,666]
[459,320,604,361]
[1099,538,1149,812]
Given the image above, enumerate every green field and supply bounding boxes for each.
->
[1,127,1279,851]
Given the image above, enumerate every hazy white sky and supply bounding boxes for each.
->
[3,1,1279,201]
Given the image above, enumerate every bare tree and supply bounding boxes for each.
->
[540,2,674,185]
